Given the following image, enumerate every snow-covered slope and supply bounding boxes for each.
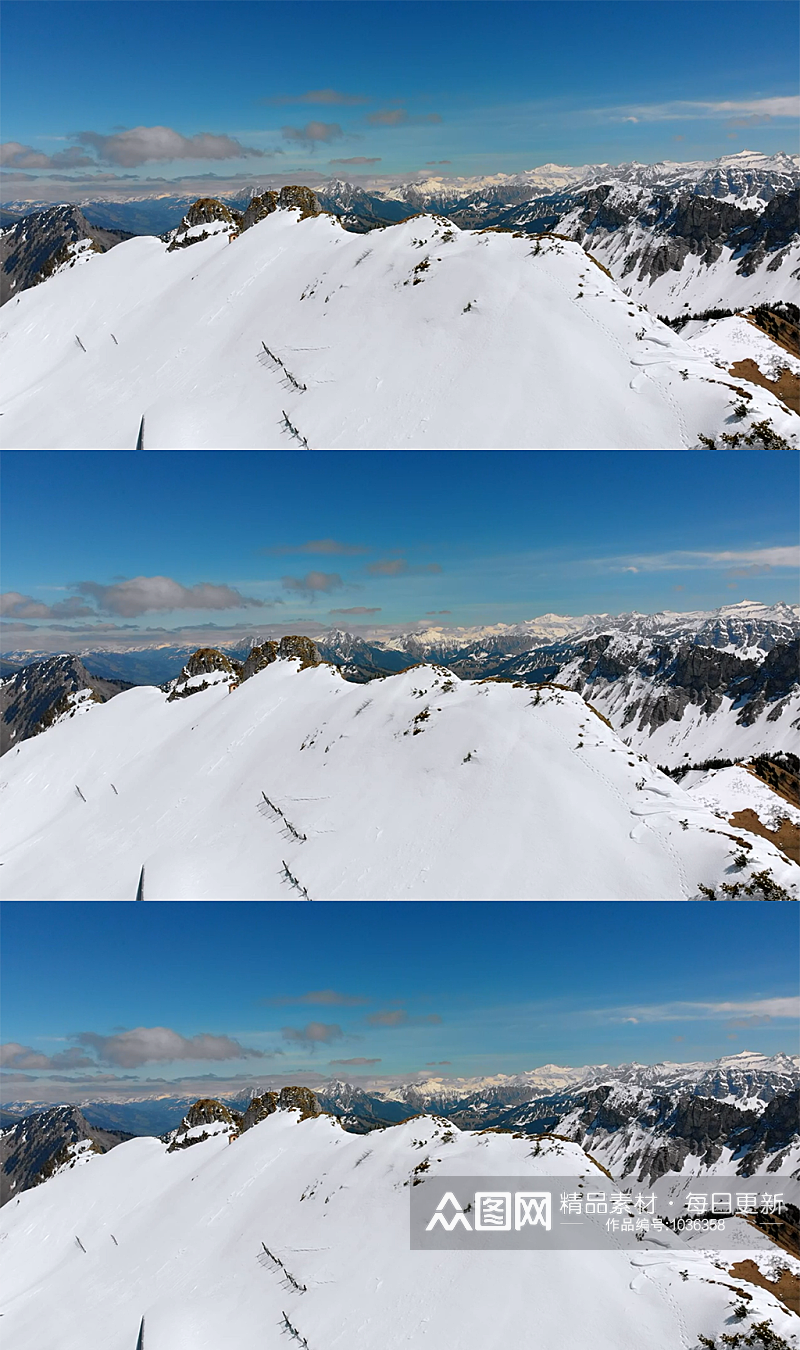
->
[2,206,797,448]
[1,1103,797,1350]
[1,655,797,899]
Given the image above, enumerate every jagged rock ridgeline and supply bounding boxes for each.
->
[166,186,323,251]
[165,647,243,700]
[165,1088,322,1151]
[165,1098,243,1150]
[165,637,322,701]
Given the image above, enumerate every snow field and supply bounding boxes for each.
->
[1,210,796,447]
[1,660,796,899]
[1,1110,797,1350]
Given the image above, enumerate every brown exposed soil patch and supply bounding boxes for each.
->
[746,310,800,361]
[728,1259,800,1316]
[728,808,800,865]
[747,760,800,811]
[728,358,800,415]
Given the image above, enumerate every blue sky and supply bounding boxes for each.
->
[1,901,797,1100]
[1,450,798,649]
[2,1,798,201]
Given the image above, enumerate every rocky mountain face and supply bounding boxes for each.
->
[313,1055,800,1179]
[0,653,132,755]
[0,203,132,305]
[495,633,799,739]
[492,1085,800,1184]
[0,1105,131,1206]
[491,184,800,316]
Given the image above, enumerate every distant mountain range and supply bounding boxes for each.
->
[4,1052,797,1193]
[4,150,797,322]
[5,602,797,770]
[315,1050,800,1183]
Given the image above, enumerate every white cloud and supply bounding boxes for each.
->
[76,1026,267,1068]
[601,545,800,573]
[604,996,800,1023]
[75,575,267,617]
[602,95,800,123]
[75,126,267,167]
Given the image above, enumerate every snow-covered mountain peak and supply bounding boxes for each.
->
[4,205,797,447]
[2,1101,797,1350]
[3,659,796,899]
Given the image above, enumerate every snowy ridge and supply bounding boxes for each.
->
[1,658,797,899]
[2,209,797,448]
[1,1103,798,1350]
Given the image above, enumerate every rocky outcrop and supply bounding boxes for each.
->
[0,204,133,305]
[241,641,279,681]
[276,635,321,669]
[277,1085,321,1119]
[166,198,243,251]
[241,1092,279,1131]
[0,1105,131,1205]
[240,186,322,229]
[241,191,279,231]
[165,1098,243,1151]
[183,648,242,679]
[0,654,132,755]
[166,648,243,701]
[166,186,322,247]
[276,185,322,219]
[165,637,321,699]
